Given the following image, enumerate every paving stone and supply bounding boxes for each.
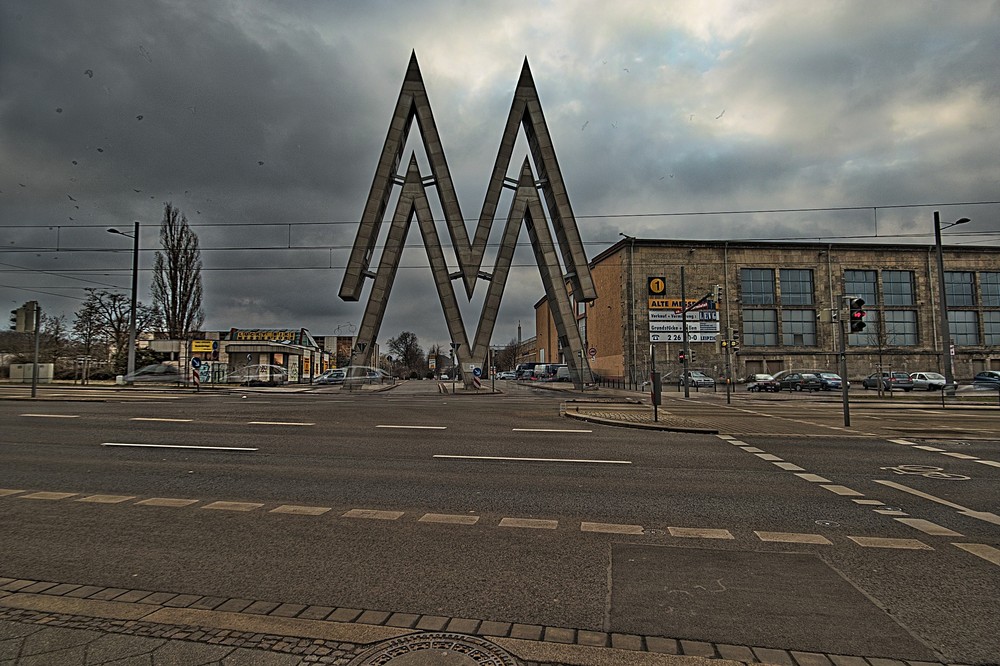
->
[65,586,105,599]
[414,615,449,631]
[610,633,643,651]
[793,651,835,666]
[0,581,35,592]
[20,625,102,656]
[0,579,15,588]
[904,662,942,666]
[575,630,608,647]
[509,624,543,641]
[327,608,362,623]
[19,644,88,665]
[150,639,233,664]
[385,613,419,628]
[161,594,202,608]
[40,584,82,597]
[756,647,796,666]
[189,597,228,611]
[243,601,280,615]
[543,627,575,644]
[476,621,512,638]
[717,644,757,661]
[215,599,254,614]
[110,590,155,603]
[644,636,680,654]
[0,620,45,641]
[89,588,131,601]
[135,592,178,606]
[868,660,907,666]
[446,618,480,634]
[17,582,57,594]
[269,603,306,618]
[681,640,716,657]
[222,647,304,665]
[85,632,166,664]
[356,610,391,625]
[296,606,335,621]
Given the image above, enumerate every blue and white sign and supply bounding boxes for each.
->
[190,357,202,369]
[473,367,482,377]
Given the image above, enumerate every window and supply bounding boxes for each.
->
[848,310,879,346]
[742,309,777,346]
[844,270,877,305]
[984,312,1000,346]
[781,310,816,346]
[948,310,979,346]
[982,272,1000,307]
[945,272,975,306]
[884,310,917,346]
[883,270,914,306]
[780,269,813,305]
[741,268,775,305]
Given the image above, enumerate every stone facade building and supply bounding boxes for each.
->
[535,238,1000,384]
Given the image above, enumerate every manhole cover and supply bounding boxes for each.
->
[348,632,519,666]
[814,520,840,527]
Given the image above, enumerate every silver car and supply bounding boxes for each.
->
[909,372,945,391]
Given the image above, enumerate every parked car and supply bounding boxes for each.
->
[972,370,1000,389]
[226,364,288,386]
[778,372,823,392]
[315,368,346,385]
[540,364,571,382]
[909,371,946,391]
[123,363,182,383]
[745,373,780,392]
[496,370,517,380]
[679,370,715,387]
[814,372,845,391]
[862,371,914,391]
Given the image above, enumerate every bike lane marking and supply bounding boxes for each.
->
[952,543,1000,567]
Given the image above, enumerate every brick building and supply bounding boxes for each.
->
[535,238,1000,385]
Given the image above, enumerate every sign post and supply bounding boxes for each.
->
[190,357,202,392]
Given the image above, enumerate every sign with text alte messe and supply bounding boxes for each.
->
[339,52,595,387]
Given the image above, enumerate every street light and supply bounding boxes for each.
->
[934,211,970,394]
[107,221,140,383]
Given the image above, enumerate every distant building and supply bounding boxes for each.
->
[536,238,1000,383]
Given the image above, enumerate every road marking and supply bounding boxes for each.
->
[18,492,77,501]
[940,452,978,460]
[914,445,944,452]
[419,513,480,525]
[668,527,734,540]
[755,531,832,545]
[853,499,885,505]
[130,417,193,423]
[894,518,963,537]
[716,435,735,440]
[270,505,331,516]
[0,489,25,497]
[203,501,264,512]
[888,439,915,446]
[433,455,631,465]
[512,428,592,433]
[755,453,783,461]
[499,517,558,530]
[874,480,969,511]
[248,421,314,426]
[773,462,805,471]
[740,446,765,453]
[959,511,1000,526]
[376,425,447,430]
[343,509,404,520]
[136,498,198,507]
[820,485,865,497]
[76,495,135,504]
[952,543,1000,567]
[848,536,932,550]
[875,509,909,516]
[20,413,79,419]
[581,522,644,535]
[795,473,831,483]
[101,443,258,452]
[975,460,1000,468]
[728,440,747,446]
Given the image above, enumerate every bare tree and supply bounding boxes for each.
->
[153,203,204,338]
[74,289,160,372]
[494,338,521,371]
[387,331,424,374]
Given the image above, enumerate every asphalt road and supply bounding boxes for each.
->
[1,380,998,663]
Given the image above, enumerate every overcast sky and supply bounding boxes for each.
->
[2,0,999,352]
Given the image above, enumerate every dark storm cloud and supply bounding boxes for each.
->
[2,0,999,349]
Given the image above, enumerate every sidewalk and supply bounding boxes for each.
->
[0,577,952,666]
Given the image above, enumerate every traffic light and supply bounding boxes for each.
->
[677,351,686,363]
[849,298,867,333]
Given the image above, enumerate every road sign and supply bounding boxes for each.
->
[190,357,202,369]
[647,277,666,296]
[191,340,214,353]
[588,347,597,358]
[473,367,482,377]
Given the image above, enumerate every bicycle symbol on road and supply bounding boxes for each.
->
[880,464,969,480]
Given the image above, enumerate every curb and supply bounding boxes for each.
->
[561,403,719,434]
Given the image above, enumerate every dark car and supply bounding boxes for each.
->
[745,373,780,392]
[862,371,914,391]
[778,372,823,392]
[814,372,845,390]
[972,370,1000,389]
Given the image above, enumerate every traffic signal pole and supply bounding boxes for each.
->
[680,266,690,398]
[839,299,851,427]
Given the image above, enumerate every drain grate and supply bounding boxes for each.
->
[348,632,520,666]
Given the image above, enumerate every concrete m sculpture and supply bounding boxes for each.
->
[339,53,596,387]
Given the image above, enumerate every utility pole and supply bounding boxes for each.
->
[680,266,690,398]
[838,297,851,427]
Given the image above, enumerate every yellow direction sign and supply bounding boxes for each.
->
[190,340,215,353]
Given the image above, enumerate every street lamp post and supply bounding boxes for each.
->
[107,221,140,383]
[933,211,970,395]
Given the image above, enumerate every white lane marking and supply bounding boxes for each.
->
[512,428,592,433]
[668,527,734,540]
[914,445,944,452]
[889,439,915,445]
[740,446,765,453]
[136,498,198,507]
[499,517,558,529]
[894,518,963,537]
[419,513,480,525]
[795,473,831,483]
[874,480,969,511]
[755,531,832,545]
[975,460,1000,468]
[248,421,314,426]
[820,484,865,497]
[773,462,806,471]
[960,511,1000,526]
[848,536,932,550]
[755,453,783,461]
[203,501,264,512]
[952,543,1000,567]
[433,455,631,465]
[716,435,735,440]
[270,505,331,516]
[343,508,404,520]
[131,417,194,423]
[101,442,258,452]
[940,452,978,460]
[581,522,644,535]
[376,425,447,430]
[20,413,79,419]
